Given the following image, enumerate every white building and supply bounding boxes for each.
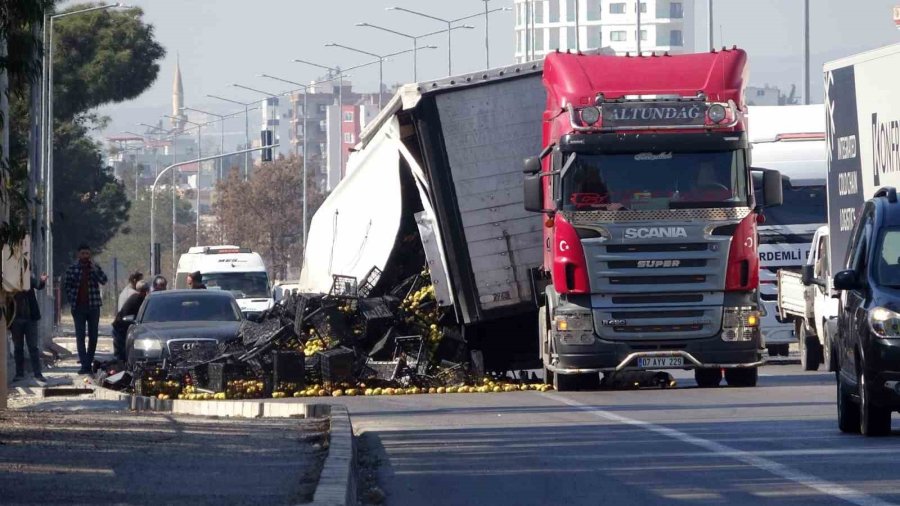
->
[514,0,695,62]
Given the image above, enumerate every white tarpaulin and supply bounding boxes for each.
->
[298,117,404,293]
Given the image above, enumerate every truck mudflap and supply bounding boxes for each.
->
[546,349,766,374]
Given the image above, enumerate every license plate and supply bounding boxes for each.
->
[636,357,684,368]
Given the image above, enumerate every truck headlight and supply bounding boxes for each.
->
[134,338,163,355]
[868,307,900,338]
[722,307,760,342]
[554,313,594,345]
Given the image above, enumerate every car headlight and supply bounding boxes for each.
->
[868,306,900,338]
[134,338,163,354]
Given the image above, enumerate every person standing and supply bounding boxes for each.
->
[151,275,168,292]
[63,244,108,374]
[118,272,143,311]
[112,280,149,362]
[10,273,49,383]
[186,271,206,289]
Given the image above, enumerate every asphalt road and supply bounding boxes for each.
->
[322,364,900,506]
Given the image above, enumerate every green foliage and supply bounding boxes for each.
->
[51,3,165,121]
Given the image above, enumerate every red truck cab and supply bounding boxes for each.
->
[524,48,783,390]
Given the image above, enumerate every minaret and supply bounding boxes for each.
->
[171,56,186,131]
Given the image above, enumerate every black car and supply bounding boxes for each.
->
[124,289,243,368]
[833,187,900,436]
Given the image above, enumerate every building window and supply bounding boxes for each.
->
[566,0,576,21]
[609,2,626,14]
[517,2,524,25]
[549,27,561,50]
[535,28,545,51]
[610,30,626,42]
[639,2,647,13]
[549,0,560,22]
[517,31,524,53]
[670,29,683,46]
[534,0,544,23]
[343,111,354,122]
[343,132,354,143]
[669,2,684,18]
[586,1,601,20]
[639,29,647,41]
[587,25,601,48]
[567,26,578,49]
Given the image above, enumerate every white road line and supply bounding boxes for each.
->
[545,393,896,506]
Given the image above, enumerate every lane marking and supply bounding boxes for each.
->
[544,393,896,506]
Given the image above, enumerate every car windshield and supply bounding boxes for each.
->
[202,272,269,298]
[141,294,241,323]
[876,228,900,286]
[561,151,748,211]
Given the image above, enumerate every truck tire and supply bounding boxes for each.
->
[694,368,722,388]
[799,324,822,371]
[724,367,758,387]
[859,369,892,437]
[837,371,860,434]
[554,372,600,392]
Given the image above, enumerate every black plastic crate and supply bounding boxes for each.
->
[361,358,401,381]
[308,304,353,343]
[434,327,467,363]
[207,363,249,392]
[272,350,305,388]
[394,336,427,375]
[358,267,382,297]
[319,347,356,388]
[330,275,358,298]
[359,297,396,339]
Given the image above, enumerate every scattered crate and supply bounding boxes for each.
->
[319,347,356,388]
[272,350,305,388]
[358,267,383,297]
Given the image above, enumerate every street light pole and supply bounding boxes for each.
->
[386,7,481,75]
[324,44,432,110]
[182,107,225,181]
[356,23,471,81]
[207,95,254,179]
[150,144,279,276]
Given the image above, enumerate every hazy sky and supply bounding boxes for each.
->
[62,0,899,141]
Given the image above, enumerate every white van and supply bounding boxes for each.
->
[176,245,274,319]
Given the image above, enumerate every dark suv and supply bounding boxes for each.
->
[833,187,900,436]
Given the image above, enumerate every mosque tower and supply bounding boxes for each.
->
[171,56,186,131]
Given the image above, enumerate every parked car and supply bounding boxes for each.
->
[124,289,243,368]
[833,188,900,436]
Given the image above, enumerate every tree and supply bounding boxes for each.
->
[214,156,326,280]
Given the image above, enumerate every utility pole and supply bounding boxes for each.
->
[636,0,642,55]
[708,0,714,50]
[803,0,810,105]
[1,29,9,409]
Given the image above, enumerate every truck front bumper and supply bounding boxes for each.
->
[548,336,763,374]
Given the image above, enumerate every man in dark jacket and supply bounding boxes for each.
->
[62,244,108,374]
[113,281,149,361]
[11,273,48,382]
[187,271,206,289]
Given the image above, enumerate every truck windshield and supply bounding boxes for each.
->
[760,184,826,226]
[562,151,748,211]
[876,229,900,286]
[202,272,270,299]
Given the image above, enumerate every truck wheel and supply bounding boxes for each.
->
[554,373,599,392]
[799,325,822,371]
[859,370,892,437]
[837,371,860,433]
[694,368,722,388]
[724,367,758,387]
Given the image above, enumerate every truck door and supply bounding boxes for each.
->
[840,207,873,375]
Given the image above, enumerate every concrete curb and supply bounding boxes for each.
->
[92,386,329,418]
[310,405,357,506]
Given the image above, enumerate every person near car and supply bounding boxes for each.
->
[117,271,143,311]
[63,244,108,374]
[187,271,206,289]
[10,273,49,383]
[112,280,149,361]
[151,275,168,292]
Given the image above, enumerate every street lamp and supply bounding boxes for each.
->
[355,23,466,81]
[182,106,226,181]
[258,74,347,248]
[324,43,435,109]
[386,6,478,75]
[206,95,255,178]
[479,1,512,68]
[42,1,130,332]
[166,115,204,246]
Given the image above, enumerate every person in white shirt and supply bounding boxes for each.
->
[117,272,143,311]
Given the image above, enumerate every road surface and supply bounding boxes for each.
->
[322,364,900,505]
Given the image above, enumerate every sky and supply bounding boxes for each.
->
[61,0,900,144]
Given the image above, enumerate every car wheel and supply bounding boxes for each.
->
[694,368,722,388]
[799,324,821,371]
[822,329,835,373]
[859,369,892,437]
[724,367,758,387]
[837,371,860,433]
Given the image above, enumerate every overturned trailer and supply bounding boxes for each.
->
[300,62,549,370]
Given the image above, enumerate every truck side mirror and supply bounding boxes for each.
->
[762,169,783,208]
[524,173,543,212]
[801,264,814,286]
[523,156,541,175]
[833,270,860,291]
